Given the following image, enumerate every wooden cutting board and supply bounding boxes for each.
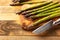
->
[0,0,60,40]
[0,0,60,36]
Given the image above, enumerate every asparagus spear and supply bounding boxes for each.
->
[22,2,58,15]
[10,1,45,6]
[30,7,60,19]
[25,3,60,17]
[10,3,21,6]
[12,0,28,3]
[20,1,45,4]
[22,13,60,31]
[17,1,52,14]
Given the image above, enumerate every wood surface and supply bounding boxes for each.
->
[0,0,60,40]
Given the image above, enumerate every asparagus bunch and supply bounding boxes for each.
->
[30,7,60,19]
[25,2,60,17]
[22,13,60,30]
[21,1,53,15]
[22,2,58,15]
[17,1,52,14]
[15,1,60,31]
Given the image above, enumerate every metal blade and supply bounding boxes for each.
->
[32,20,53,34]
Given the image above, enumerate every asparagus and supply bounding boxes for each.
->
[17,1,52,14]
[22,2,58,15]
[10,3,21,6]
[10,0,27,6]
[25,3,60,17]
[10,1,45,6]
[22,13,60,31]
[20,1,45,4]
[30,7,60,19]
[12,0,28,3]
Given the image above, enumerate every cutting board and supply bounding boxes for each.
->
[0,0,60,40]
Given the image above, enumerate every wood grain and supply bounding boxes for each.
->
[0,0,60,40]
[0,36,60,40]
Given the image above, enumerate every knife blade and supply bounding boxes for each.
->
[32,18,60,34]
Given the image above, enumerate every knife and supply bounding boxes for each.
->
[32,18,60,34]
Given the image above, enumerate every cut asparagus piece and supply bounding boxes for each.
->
[22,13,60,31]
[17,1,52,14]
[25,3,60,17]
[22,2,58,15]
[30,7,60,19]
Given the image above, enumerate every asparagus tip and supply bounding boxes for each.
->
[21,12,27,15]
[22,24,35,31]
[22,13,26,15]
[16,11,22,15]
[10,4,15,6]
[22,26,32,31]
[24,15,30,18]
[10,3,22,6]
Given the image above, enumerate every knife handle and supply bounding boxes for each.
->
[53,18,60,25]
[52,18,60,29]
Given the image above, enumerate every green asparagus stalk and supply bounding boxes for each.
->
[20,1,45,4]
[17,1,52,14]
[33,13,60,25]
[25,3,60,17]
[23,13,60,30]
[22,2,58,15]
[10,1,45,6]
[30,7,60,19]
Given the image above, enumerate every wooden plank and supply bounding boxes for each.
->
[0,6,20,20]
[0,6,21,13]
[0,0,60,38]
[0,20,59,36]
[0,0,60,40]
[0,36,60,40]
[0,0,11,6]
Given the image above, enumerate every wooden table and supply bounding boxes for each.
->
[0,0,60,40]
